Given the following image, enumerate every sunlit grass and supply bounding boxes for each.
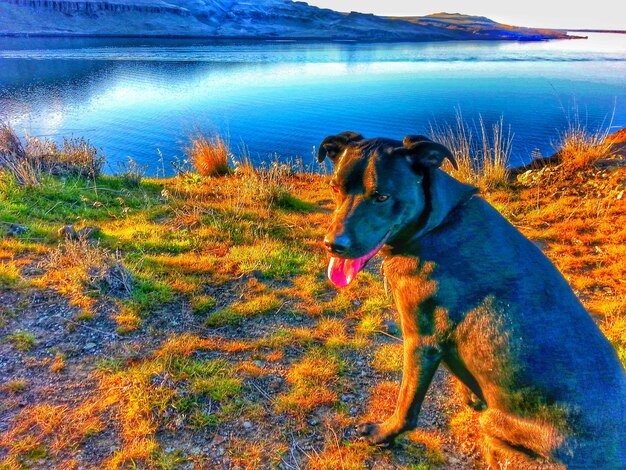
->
[276,349,344,418]
[372,343,403,373]
[554,112,614,171]
[229,239,314,278]
[205,293,281,327]
[185,133,231,177]
[430,110,512,191]
[0,261,22,288]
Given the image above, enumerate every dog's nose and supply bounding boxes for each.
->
[324,235,351,255]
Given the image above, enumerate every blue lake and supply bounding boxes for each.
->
[0,33,625,174]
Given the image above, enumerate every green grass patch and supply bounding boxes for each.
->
[230,243,312,278]
[0,175,163,227]
[95,357,125,373]
[205,294,281,327]
[190,295,217,315]
[190,377,243,401]
[126,277,174,314]
[5,330,36,351]
[272,191,317,212]
[357,312,384,336]
[321,293,353,315]
[1,379,28,393]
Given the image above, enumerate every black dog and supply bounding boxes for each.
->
[319,132,626,468]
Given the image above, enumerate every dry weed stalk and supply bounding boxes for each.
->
[554,114,615,171]
[430,111,512,191]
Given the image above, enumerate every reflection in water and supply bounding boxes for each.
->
[0,34,625,174]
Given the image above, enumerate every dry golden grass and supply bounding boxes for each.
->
[35,239,133,318]
[431,111,511,191]
[275,349,343,418]
[185,133,231,177]
[0,401,110,467]
[372,343,403,373]
[554,117,614,171]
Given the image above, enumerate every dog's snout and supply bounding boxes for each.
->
[324,234,351,255]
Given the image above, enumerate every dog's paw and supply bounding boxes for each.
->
[356,422,396,446]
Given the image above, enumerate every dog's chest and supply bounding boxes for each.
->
[383,256,452,339]
[383,256,435,302]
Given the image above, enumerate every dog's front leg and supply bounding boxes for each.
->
[358,335,442,445]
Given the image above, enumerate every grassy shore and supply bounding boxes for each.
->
[0,128,625,469]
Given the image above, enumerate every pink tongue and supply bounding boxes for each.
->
[327,242,385,287]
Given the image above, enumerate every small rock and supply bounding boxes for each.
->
[190,447,201,455]
[216,447,225,457]
[253,360,263,368]
[308,418,318,426]
[164,447,175,454]
[212,435,227,446]
[84,342,97,350]
[269,381,281,391]
[78,226,101,240]
[4,223,28,237]
[58,225,78,240]
[242,421,253,430]
[352,300,361,307]
[349,407,358,416]
[383,319,401,336]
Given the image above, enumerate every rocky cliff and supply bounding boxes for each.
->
[2,0,190,15]
[0,0,573,40]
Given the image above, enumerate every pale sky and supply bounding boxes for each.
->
[304,1,623,30]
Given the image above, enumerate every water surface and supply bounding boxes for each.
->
[1,34,625,174]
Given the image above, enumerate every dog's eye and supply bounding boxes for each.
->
[374,193,390,203]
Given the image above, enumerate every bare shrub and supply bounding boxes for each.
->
[185,133,231,177]
[430,111,512,191]
[40,239,133,299]
[0,123,41,186]
[27,136,104,178]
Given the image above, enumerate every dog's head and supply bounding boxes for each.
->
[319,131,476,287]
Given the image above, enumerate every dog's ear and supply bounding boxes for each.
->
[317,132,364,164]
[394,135,458,171]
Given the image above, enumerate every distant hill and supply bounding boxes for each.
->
[391,12,576,41]
[0,0,574,41]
